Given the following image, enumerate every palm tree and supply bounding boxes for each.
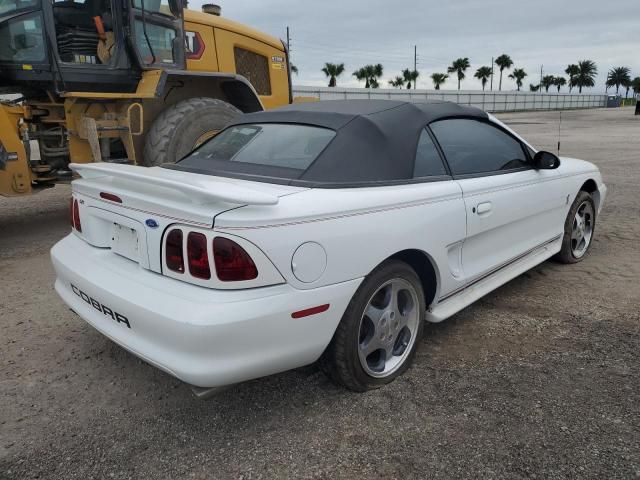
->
[353,67,368,87]
[388,76,405,88]
[353,64,383,89]
[529,84,540,92]
[321,62,345,87]
[494,54,513,91]
[474,66,492,91]
[430,73,448,90]
[447,57,470,90]
[508,68,527,91]
[290,64,299,76]
[565,64,579,93]
[541,75,555,93]
[402,68,419,89]
[553,76,567,92]
[631,77,640,96]
[606,66,631,95]
[576,60,597,93]
[369,64,383,88]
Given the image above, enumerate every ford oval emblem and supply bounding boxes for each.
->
[145,219,159,229]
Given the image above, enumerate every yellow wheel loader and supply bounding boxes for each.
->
[0,1,292,196]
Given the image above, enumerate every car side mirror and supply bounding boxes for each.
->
[532,151,560,170]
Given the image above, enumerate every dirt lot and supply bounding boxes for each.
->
[1,107,638,480]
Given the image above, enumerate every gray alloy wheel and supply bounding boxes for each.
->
[555,190,597,264]
[357,278,420,378]
[570,200,595,259]
[319,259,425,391]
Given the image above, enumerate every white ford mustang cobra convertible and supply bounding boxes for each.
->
[51,100,606,395]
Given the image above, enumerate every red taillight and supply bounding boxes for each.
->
[72,199,82,232]
[213,237,258,281]
[187,232,211,279]
[69,197,74,228]
[165,229,184,273]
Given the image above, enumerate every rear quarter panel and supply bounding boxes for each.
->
[213,181,467,298]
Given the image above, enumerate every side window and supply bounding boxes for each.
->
[130,0,184,68]
[414,129,448,178]
[430,119,529,176]
[134,21,176,65]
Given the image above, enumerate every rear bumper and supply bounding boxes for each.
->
[51,234,361,387]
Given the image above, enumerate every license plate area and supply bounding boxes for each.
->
[110,223,140,262]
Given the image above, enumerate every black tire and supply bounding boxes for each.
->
[143,97,241,167]
[320,260,425,392]
[555,190,596,264]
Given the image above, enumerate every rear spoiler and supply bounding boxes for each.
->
[70,163,279,206]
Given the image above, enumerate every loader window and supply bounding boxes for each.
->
[53,0,116,64]
[0,13,46,63]
[129,0,183,68]
[132,0,175,17]
[134,20,175,64]
[0,0,39,15]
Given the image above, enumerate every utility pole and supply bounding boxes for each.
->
[490,57,494,91]
[414,45,417,89]
[540,64,543,92]
[286,26,290,52]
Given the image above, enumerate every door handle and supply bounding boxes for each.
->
[476,202,492,214]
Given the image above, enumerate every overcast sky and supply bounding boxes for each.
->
[192,0,639,93]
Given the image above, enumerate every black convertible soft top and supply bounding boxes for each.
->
[231,100,487,185]
[236,99,486,131]
[172,100,488,187]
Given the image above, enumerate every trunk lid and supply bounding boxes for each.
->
[70,163,306,273]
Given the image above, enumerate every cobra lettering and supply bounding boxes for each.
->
[71,284,131,329]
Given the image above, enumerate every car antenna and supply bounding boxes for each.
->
[557,110,562,155]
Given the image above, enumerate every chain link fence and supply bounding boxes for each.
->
[292,86,607,112]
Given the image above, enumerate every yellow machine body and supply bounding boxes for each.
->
[0,10,291,196]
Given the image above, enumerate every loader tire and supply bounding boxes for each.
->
[143,97,241,167]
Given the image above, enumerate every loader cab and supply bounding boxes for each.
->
[128,0,185,68]
[0,0,186,94]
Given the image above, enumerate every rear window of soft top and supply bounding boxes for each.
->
[174,123,336,181]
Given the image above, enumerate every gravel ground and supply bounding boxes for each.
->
[1,107,638,480]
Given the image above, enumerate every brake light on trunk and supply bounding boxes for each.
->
[72,199,82,232]
[165,229,184,273]
[213,237,258,281]
[99,192,123,203]
[187,232,211,280]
